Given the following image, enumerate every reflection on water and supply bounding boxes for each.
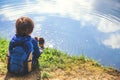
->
[0,0,120,69]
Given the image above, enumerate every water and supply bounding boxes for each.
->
[0,0,120,69]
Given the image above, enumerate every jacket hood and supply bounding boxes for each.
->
[11,34,32,44]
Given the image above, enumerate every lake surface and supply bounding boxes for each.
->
[0,0,120,70]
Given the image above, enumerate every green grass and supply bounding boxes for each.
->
[0,38,9,74]
[39,47,102,72]
[0,38,9,62]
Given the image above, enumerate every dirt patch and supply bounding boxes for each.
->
[47,68,120,80]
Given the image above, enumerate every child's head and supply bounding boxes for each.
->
[15,16,34,36]
[34,37,45,47]
[39,38,45,48]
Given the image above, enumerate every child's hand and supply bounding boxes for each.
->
[34,37,39,41]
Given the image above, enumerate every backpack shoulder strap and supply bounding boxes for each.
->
[24,40,33,59]
[24,40,33,72]
[28,52,32,72]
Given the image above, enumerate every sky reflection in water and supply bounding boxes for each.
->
[0,0,120,69]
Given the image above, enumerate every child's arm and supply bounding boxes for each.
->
[32,38,41,58]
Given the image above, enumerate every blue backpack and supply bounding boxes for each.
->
[7,43,33,75]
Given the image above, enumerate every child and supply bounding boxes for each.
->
[7,16,44,75]
[34,37,45,50]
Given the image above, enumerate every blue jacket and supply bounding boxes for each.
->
[9,34,41,61]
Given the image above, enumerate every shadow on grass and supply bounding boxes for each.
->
[4,68,41,80]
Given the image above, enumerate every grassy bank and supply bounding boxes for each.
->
[0,39,120,80]
[40,48,120,79]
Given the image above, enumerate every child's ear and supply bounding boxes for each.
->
[34,37,39,41]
